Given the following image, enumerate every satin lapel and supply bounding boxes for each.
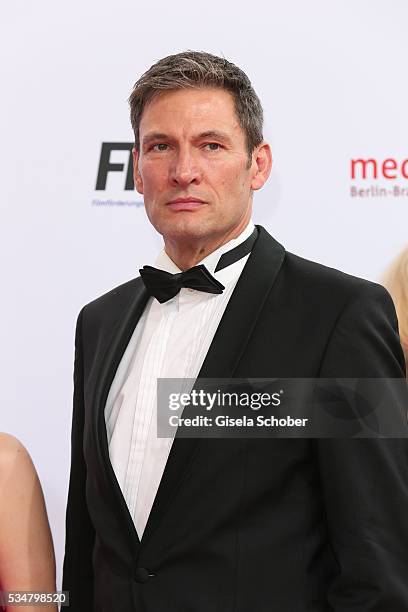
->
[194,225,286,379]
[92,279,150,548]
[141,225,286,546]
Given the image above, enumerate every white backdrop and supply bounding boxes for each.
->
[2,0,407,588]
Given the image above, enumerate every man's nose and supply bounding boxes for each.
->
[170,150,201,186]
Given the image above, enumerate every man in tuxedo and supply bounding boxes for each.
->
[63,51,408,611]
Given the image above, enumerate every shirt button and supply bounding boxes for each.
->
[134,567,153,583]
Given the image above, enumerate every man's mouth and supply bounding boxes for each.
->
[166,197,207,211]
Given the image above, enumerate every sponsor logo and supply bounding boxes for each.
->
[350,157,408,198]
[93,142,143,207]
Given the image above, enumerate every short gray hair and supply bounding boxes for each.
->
[128,50,264,163]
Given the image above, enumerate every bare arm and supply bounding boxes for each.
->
[0,433,57,612]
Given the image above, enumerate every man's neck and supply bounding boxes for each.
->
[163,219,252,271]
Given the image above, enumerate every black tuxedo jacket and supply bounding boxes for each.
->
[63,225,408,611]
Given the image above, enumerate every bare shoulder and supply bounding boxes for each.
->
[0,433,35,485]
[0,431,30,458]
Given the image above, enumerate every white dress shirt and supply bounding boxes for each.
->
[105,221,255,538]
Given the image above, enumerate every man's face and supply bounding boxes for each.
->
[133,87,268,244]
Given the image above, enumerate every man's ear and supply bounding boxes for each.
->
[132,147,144,195]
[250,142,273,191]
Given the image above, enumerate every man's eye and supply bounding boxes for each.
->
[205,143,221,151]
[152,143,169,151]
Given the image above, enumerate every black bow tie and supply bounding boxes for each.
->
[140,265,224,303]
[140,227,258,304]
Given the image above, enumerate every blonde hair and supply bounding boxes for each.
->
[383,246,408,372]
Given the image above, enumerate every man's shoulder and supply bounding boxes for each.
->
[283,249,370,285]
[257,225,389,305]
[281,252,395,326]
[80,275,145,321]
[282,249,389,305]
